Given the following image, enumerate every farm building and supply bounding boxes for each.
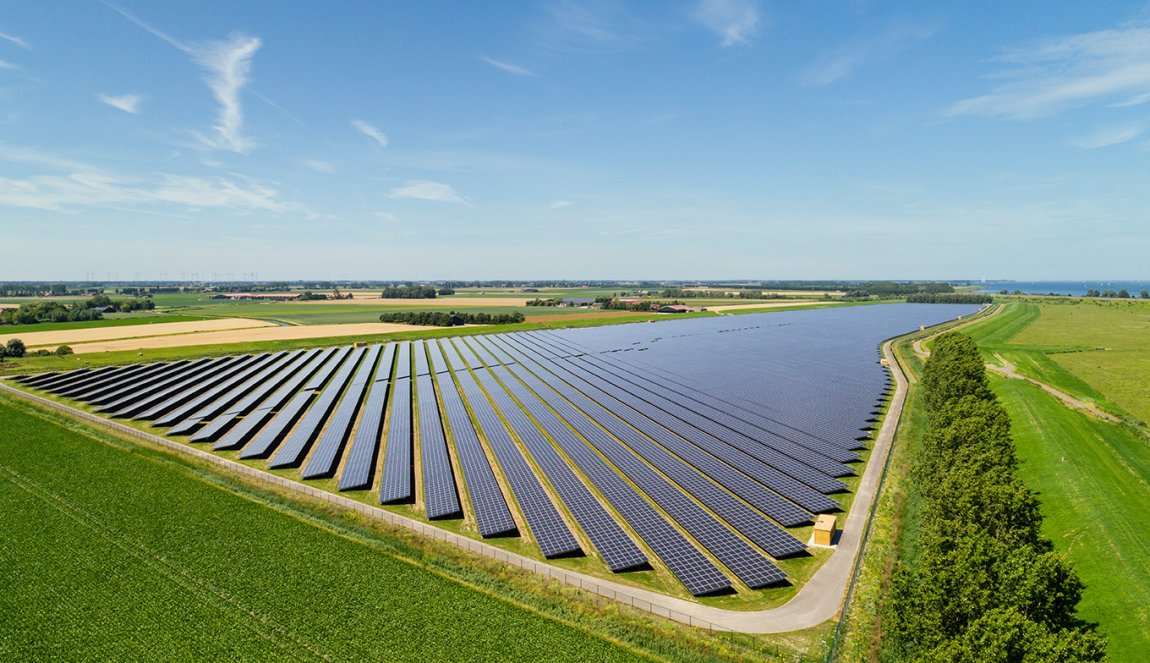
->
[560,297,596,307]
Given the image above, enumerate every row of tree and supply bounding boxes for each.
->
[905,293,993,304]
[658,288,784,299]
[378,311,525,326]
[380,285,439,299]
[884,333,1105,660]
[1,302,103,325]
[526,298,563,307]
[86,294,156,312]
[1082,288,1149,299]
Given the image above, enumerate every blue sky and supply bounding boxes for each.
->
[2,1,1148,280]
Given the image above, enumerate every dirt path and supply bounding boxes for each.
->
[911,303,1001,360]
[986,354,1122,424]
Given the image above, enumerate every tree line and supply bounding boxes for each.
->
[884,332,1106,660]
[380,285,439,299]
[378,311,525,326]
[905,293,993,304]
[0,339,72,358]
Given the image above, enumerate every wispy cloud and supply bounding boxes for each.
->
[532,0,649,54]
[188,34,261,153]
[946,24,1150,118]
[374,211,398,222]
[102,2,259,153]
[1070,123,1144,149]
[693,0,761,47]
[388,180,469,205]
[0,59,17,70]
[549,199,574,209]
[802,18,938,86]
[479,56,537,77]
[0,31,29,49]
[352,119,389,148]
[97,93,143,114]
[304,160,336,173]
[0,143,312,216]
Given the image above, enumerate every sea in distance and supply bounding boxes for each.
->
[968,281,1150,297]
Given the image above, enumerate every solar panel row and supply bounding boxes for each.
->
[338,343,396,491]
[416,342,462,519]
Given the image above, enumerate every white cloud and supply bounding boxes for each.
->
[549,200,574,209]
[304,160,336,173]
[1070,123,1144,149]
[694,0,761,47]
[97,93,143,114]
[0,59,17,70]
[0,31,29,49]
[101,2,259,152]
[802,18,938,86]
[374,211,398,222]
[188,34,261,153]
[480,56,537,77]
[388,180,469,205]
[533,0,650,54]
[352,119,389,148]
[0,143,311,215]
[946,25,1150,119]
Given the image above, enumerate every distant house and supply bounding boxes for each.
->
[561,297,596,307]
[656,304,691,313]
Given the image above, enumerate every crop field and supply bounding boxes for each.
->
[0,313,208,335]
[936,301,1150,660]
[1,318,276,351]
[0,397,644,662]
[11,303,977,605]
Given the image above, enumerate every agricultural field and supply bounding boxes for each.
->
[0,396,644,662]
[8,303,977,611]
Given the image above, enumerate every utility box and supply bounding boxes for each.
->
[880,357,890,366]
[813,514,837,546]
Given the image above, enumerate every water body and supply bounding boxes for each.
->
[970,281,1150,297]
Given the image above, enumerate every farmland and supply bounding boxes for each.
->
[0,397,649,661]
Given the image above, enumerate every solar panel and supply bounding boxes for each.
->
[130,355,261,420]
[268,346,366,469]
[459,338,645,572]
[151,353,283,428]
[301,345,382,479]
[496,335,805,560]
[237,346,354,456]
[487,339,782,590]
[84,360,202,406]
[444,338,580,557]
[190,349,322,442]
[213,347,339,451]
[379,375,413,503]
[167,351,304,436]
[429,340,516,537]
[99,357,229,415]
[338,343,396,491]
[415,340,461,519]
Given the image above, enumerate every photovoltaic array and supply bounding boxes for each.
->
[17,303,978,596]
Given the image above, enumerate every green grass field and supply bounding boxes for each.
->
[0,313,207,335]
[918,301,1149,660]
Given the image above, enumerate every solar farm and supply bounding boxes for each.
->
[13,303,978,598]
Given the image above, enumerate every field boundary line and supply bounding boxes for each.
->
[0,326,914,635]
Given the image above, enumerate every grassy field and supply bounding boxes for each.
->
[0,392,835,662]
[839,301,1148,661]
[992,375,1150,660]
[0,314,208,335]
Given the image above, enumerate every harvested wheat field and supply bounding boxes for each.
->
[311,296,530,307]
[3,318,275,349]
[707,301,822,313]
[62,322,436,354]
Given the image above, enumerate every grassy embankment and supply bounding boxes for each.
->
[837,300,1149,661]
[0,393,832,661]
